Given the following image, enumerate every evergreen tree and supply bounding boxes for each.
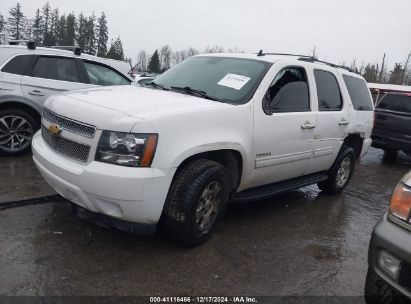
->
[32,9,43,45]
[96,12,108,57]
[49,8,59,44]
[56,14,66,45]
[64,13,76,46]
[362,64,378,83]
[0,13,5,44]
[388,63,404,85]
[106,37,124,60]
[76,13,87,50]
[7,3,26,40]
[42,2,54,45]
[148,50,161,73]
[84,14,96,54]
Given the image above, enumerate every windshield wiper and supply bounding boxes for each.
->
[170,86,219,101]
[145,81,170,91]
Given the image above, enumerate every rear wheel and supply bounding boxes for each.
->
[318,147,356,194]
[0,108,39,156]
[162,159,229,246]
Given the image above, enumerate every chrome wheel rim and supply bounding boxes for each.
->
[0,115,33,153]
[336,156,352,188]
[195,181,222,233]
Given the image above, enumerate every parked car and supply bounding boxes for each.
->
[368,83,411,104]
[0,43,133,156]
[365,171,411,304]
[32,52,374,245]
[372,92,411,161]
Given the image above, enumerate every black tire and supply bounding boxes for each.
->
[162,159,229,246]
[364,268,408,304]
[383,149,398,163]
[0,108,40,156]
[317,146,356,194]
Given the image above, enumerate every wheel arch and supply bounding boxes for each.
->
[343,133,364,159]
[0,100,42,124]
[173,148,244,196]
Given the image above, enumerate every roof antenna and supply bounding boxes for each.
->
[257,50,264,56]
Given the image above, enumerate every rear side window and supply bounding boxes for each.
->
[31,56,80,83]
[343,75,373,111]
[377,94,411,113]
[314,70,343,111]
[83,61,130,86]
[1,55,33,75]
[264,67,310,113]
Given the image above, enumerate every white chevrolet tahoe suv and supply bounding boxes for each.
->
[32,52,374,245]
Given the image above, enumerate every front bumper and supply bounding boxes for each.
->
[32,131,176,232]
[368,213,411,299]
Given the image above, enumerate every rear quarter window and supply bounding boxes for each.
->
[1,55,33,75]
[342,75,373,111]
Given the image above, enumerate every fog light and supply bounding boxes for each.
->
[378,250,402,281]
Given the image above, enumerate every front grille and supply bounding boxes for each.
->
[42,108,96,138]
[42,125,91,162]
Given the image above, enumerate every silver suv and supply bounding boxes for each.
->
[0,42,133,156]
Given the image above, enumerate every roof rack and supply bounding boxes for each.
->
[49,46,82,56]
[256,50,354,73]
[8,40,36,50]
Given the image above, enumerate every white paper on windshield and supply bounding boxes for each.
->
[217,73,251,90]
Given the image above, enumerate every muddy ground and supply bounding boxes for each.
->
[1,148,410,297]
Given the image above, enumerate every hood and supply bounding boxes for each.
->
[44,85,230,132]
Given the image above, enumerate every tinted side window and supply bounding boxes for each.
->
[1,55,33,75]
[377,94,411,113]
[83,61,130,86]
[314,70,343,111]
[264,67,310,113]
[343,75,373,111]
[31,56,80,82]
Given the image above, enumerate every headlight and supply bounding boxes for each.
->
[389,182,411,221]
[96,131,158,167]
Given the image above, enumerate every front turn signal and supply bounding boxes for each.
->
[390,182,411,221]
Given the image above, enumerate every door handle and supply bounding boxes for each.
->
[338,120,349,126]
[301,122,316,129]
[29,90,45,96]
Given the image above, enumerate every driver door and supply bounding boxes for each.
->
[250,64,317,188]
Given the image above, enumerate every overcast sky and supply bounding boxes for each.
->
[1,0,410,68]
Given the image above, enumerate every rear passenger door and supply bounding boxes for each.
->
[21,55,91,108]
[0,55,34,97]
[308,68,349,173]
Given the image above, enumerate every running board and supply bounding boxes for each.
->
[233,173,328,201]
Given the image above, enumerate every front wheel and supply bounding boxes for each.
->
[0,108,39,156]
[318,147,356,194]
[162,159,229,246]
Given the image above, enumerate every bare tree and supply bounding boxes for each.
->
[137,50,148,72]
[204,45,224,53]
[378,53,387,83]
[400,52,411,85]
[309,46,318,59]
[160,44,172,71]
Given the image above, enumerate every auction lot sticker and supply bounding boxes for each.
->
[217,73,251,90]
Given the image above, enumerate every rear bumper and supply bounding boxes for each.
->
[368,213,411,299]
[360,138,373,158]
[32,131,176,229]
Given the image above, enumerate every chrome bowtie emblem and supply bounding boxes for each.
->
[48,124,62,137]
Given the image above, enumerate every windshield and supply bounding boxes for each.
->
[153,56,272,104]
